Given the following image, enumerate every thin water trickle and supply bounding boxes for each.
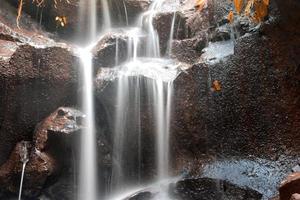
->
[18,142,30,200]
[167,11,176,57]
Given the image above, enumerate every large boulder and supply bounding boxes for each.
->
[0,4,80,167]
[152,11,186,55]
[0,107,84,198]
[0,42,79,165]
[170,0,300,179]
[92,32,129,69]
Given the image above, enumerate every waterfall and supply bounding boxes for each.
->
[78,0,106,199]
[110,0,179,194]
[154,81,173,179]
[77,0,179,198]
[79,48,98,200]
[142,0,164,57]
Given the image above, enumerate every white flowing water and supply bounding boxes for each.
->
[101,0,112,31]
[18,163,27,200]
[78,0,179,198]
[110,0,180,194]
[167,11,176,57]
[78,0,106,199]
[79,48,98,200]
[140,0,164,57]
[154,81,173,179]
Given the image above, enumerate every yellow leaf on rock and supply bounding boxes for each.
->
[244,0,254,17]
[55,16,67,27]
[212,80,221,92]
[227,11,234,23]
[195,0,207,11]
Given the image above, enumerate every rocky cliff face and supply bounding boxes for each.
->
[0,0,299,199]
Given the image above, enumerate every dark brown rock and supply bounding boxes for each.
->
[152,11,186,55]
[0,107,83,197]
[0,44,79,165]
[33,107,84,151]
[280,173,300,200]
[92,32,128,69]
[171,16,300,171]
[171,37,206,64]
[112,0,151,25]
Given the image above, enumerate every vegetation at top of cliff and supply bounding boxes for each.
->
[195,0,269,23]
[17,0,69,28]
[229,0,269,23]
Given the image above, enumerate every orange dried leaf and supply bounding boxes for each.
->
[234,0,243,14]
[263,0,269,6]
[253,0,268,22]
[227,11,234,23]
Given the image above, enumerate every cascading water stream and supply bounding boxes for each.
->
[101,0,112,31]
[110,0,180,195]
[78,0,179,198]
[18,142,30,200]
[78,0,111,199]
[167,11,176,57]
[79,48,98,200]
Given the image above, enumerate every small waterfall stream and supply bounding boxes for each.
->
[79,48,98,200]
[78,0,101,200]
[18,142,30,200]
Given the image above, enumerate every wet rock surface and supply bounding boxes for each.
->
[170,178,262,200]
[152,11,186,55]
[0,0,61,45]
[124,191,154,200]
[92,32,129,69]
[199,157,300,199]
[171,19,300,162]
[0,42,79,165]
[0,0,299,199]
